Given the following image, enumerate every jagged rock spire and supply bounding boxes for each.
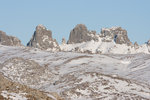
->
[101,27,132,45]
[27,24,60,51]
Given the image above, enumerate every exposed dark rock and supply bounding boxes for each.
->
[101,27,132,45]
[67,24,98,44]
[0,30,22,46]
[83,50,93,54]
[27,24,60,51]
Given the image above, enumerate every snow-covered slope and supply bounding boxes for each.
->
[60,38,150,54]
[0,45,150,99]
[0,72,62,100]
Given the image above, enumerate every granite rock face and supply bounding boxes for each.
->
[27,24,60,51]
[67,24,98,44]
[0,30,22,46]
[101,27,132,45]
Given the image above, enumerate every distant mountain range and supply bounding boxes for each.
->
[0,24,150,54]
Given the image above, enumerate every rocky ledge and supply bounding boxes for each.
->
[0,30,22,46]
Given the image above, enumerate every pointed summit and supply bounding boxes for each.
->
[27,24,60,51]
[36,24,47,30]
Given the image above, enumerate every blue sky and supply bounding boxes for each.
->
[0,0,150,45]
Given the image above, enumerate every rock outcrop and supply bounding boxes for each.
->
[147,40,150,45]
[0,30,22,46]
[134,42,139,49]
[27,24,60,51]
[1,57,52,87]
[67,24,98,44]
[0,73,63,100]
[62,38,66,45]
[101,27,132,45]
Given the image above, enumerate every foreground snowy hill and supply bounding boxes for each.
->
[0,45,150,99]
[0,73,62,100]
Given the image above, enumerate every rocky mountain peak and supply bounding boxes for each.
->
[0,30,22,46]
[74,24,88,32]
[101,27,132,45]
[35,24,52,38]
[27,24,60,51]
[67,24,98,44]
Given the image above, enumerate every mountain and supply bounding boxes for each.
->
[0,45,150,100]
[0,24,150,99]
[1,24,150,54]
[27,24,60,51]
[0,30,22,46]
[60,25,150,54]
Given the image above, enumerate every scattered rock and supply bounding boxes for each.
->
[1,57,52,87]
[0,30,22,46]
[67,24,98,44]
[27,24,60,51]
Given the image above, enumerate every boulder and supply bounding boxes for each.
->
[27,24,60,51]
[67,24,98,44]
[0,30,22,46]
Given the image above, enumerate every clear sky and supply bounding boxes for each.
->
[0,0,150,45]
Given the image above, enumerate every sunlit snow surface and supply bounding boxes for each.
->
[0,45,150,99]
